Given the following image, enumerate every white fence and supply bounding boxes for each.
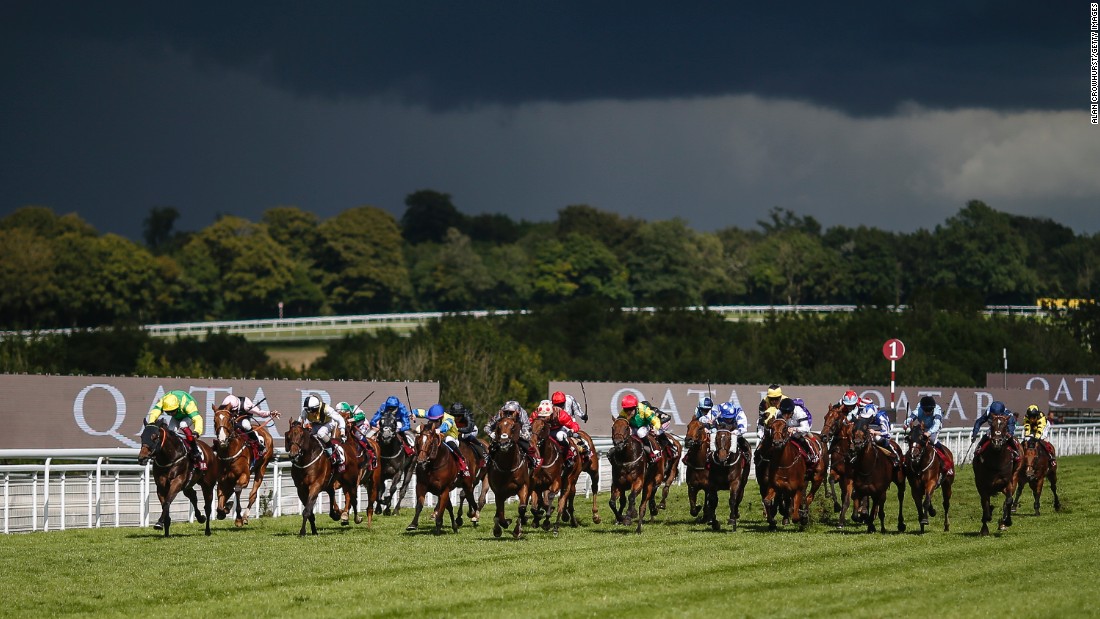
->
[3,424,1097,534]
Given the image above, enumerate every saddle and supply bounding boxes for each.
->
[353,434,378,470]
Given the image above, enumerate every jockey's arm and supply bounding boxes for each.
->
[188,411,204,435]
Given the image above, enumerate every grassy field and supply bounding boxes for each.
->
[1,456,1095,619]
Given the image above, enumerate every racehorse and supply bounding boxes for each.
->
[487,417,532,538]
[702,428,751,531]
[576,429,601,524]
[683,418,710,521]
[655,433,682,511]
[607,418,662,533]
[375,409,416,516]
[345,423,385,529]
[405,425,482,534]
[457,436,491,529]
[212,405,274,527]
[825,413,857,527]
[757,418,811,531]
[821,403,850,510]
[973,414,1020,536]
[848,422,906,534]
[1013,437,1060,516]
[903,420,954,533]
[137,419,218,537]
[527,417,583,534]
[284,420,362,536]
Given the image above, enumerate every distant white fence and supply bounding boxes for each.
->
[3,424,1096,534]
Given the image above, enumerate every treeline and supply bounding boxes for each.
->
[5,303,1098,424]
[3,194,1100,330]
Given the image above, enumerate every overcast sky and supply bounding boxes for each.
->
[2,2,1097,240]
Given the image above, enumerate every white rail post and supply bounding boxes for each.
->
[3,472,8,534]
[113,470,120,527]
[59,471,67,531]
[31,472,38,532]
[42,458,52,532]
[94,457,103,528]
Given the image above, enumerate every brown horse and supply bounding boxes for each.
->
[656,433,682,511]
[457,436,491,528]
[826,415,858,527]
[821,403,850,510]
[284,421,362,536]
[607,418,661,533]
[137,419,219,537]
[375,408,416,516]
[1013,437,1060,516]
[757,418,811,530]
[527,417,584,534]
[848,423,906,534]
[973,415,1020,536]
[212,405,274,527]
[576,429,601,524]
[487,417,532,538]
[406,426,481,534]
[702,428,751,531]
[903,421,954,533]
[346,426,385,529]
[683,418,710,521]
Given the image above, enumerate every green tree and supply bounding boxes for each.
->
[410,228,494,310]
[931,201,1039,303]
[401,190,466,244]
[0,206,96,238]
[0,228,59,327]
[317,207,412,312]
[625,219,709,306]
[142,206,182,254]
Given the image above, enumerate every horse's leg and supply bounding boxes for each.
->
[941,478,952,532]
[608,485,622,524]
[979,493,991,536]
[635,481,651,535]
[181,483,205,525]
[200,481,214,536]
[393,465,414,516]
[587,466,601,524]
[689,482,703,519]
[215,475,230,520]
[243,468,265,526]
[1000,490,1014,531]
[1012,477,1025,513]
[302,487,321,536]
[444,491,459,533]
[1048,467,1061,512]
[908,477,925,533]
[896,477,906,533]
[406,482,427,532]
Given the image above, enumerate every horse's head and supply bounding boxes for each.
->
[137,419,165,465]
[212,405,234,450]
[493,416,518,451]
[530,417,549,440]
[989,414,1011,448]
[611,418,631,451]
[905,420,927,466]
[415,425,440,468]
[767,418,789,449]
[1022,440,1041,480]
[850,423,871,452]
[380,409,397,441]
[285,421,307,462]
[712,429,733,465]
[822,403,846,440]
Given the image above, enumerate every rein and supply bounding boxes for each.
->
[289,434,325,469]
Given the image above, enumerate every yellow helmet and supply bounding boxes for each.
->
[767,386,783,399]
[1026,405,1041,417]
[161,393,181,413]
[763,406,779,422]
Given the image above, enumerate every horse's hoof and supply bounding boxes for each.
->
[216,510,228,520]
[195,514,207,524]
[456,517,464,527]
[329,511,340,522]
[355,515,364,525]
[341,519,349,527]
[205,529,211,537]
[472,519,479,528]
[493,524,503,538]
[235,518,244,528]
[512,524,522,539]
[592,515,601,524]
[405,524,417,532]
[382,508,392,516]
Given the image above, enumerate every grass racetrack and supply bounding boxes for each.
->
[2,455,1096,618]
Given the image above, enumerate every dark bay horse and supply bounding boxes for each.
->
[821,403,850,510]
[406,426,481,534]
[607,418,661,533]
[702,428,751,531]
[487,417,532,538]
[683,418,710,521]
[973,414,1020,536]
[848,423,906,534]
[1013,437,1060,516]
[904,421,954,533]
[285,421,362,536]
[347,428,385,529]
[212,405,274,527]
[576,429,601,524]
[826,415,857,528]
[527,417,583,534]
[456,437,490,529]
[376,409,416,516]
[757,418,810,531]
[656,433,682,511]
[138,419,218,537]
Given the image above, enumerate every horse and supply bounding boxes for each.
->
[821,403,849,510]
[825,413,857,527]
[683,418,710,521]
[903,420,954,533]
[848,422,906,534]
[137,419,219,537]
[702,428,751,531]
[607,418,661,533]
[576,429,602,524]
[1013,437,1060,516]
[487,417,532,538]
[345,422,385,529]
[211,404,274,527]
[284,420,362,536]
[655,433,682,511]
[973,414,1020,536]
[456,436,490,529]
[527,417,584,534]
[375,408,416,515]
[405,425,482,534]
[757,418,811,531]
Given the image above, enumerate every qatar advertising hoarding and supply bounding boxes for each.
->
[0,375,438,449]
[548,382,1043,436]
[989,373,1100,410]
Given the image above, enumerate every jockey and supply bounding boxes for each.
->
[695,395,716,421]
[778,397,819,466]
[450,402,487,467]
[903,395,953,476]
[147,390,207,471]
[221,394,280,466]
[338,402,378,470]
[538,399,588,467]
[714,402,750,453]
[1023,405,1057,466]
[838,389,862,419]
[756,405,780,440]
[298,395,347,472]
[487,400,541,467]
[550,390,588,423]
[971,400,1020,460]
[618,394,663,462]
[414,404,470,478]
[855,402,902,468]
[758,384,784,414]
[369,396,415,456]
[641,400,677,459]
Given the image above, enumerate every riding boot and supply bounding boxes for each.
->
[401,431,415,456]
[646,436,662,462]
[452,446,471,478]
[527,445,542,468]
[328,445,345,473]
[189,441,207,471]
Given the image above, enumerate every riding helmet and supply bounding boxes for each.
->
[988,401,1006,416]
[551,391,567,406]
[384,395,401,409]
[767,385,783,399]
[426,404,446,420]
[536,400,554,416]
[502,400,520,412]
[161,393,181,413]
[718,402,735,417]
[303,395,321,412]
[920,395,936,410]
[1026,404,1041,417]
[621,394,639,409]
[450,402,466,416]
[697,395,714,411]
[778,397,795,414]
[841,390,859,406]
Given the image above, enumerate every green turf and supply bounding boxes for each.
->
[1,456,1095,619]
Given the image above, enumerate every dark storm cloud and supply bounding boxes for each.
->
[3,1,1079,115]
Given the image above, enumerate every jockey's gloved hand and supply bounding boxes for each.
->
[571,431,580,439]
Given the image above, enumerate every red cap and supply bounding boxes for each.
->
[551,391,566,405]
[621,394,638,409]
